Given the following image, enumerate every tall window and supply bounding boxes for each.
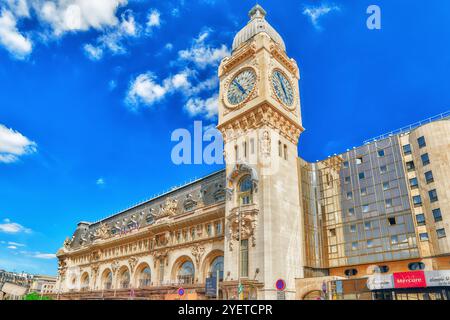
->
[432,208,442,222]
[429,189,438,203]
[159,259,164,284]
[240,239,249,277]
[215,221,222,235]
[243,141,247,158]
[409,177,418,189]
[403,144,411,155]
[425,171,434,184]
[278,141,282,157]
[103,271,112,290]
[413,195,422,206]
[415,214,426,226]
[421,153,430,166]
[178,261,195,284]
[81,274,89,291]
[238,176,253,205]
[417,136,426,148]
[139,267,151,288]
[119,269,130,289]
[210,256,224,281]
[283,144,287,160]
[406,161,415,171]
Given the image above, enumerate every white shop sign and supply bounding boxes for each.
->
[425,270,450,287]
[366,274,394,290]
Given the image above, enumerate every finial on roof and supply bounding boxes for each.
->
[248,4,266,20]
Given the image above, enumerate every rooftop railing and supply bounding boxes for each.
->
[363,110,450,144]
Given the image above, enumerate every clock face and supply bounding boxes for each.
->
[227,69,256,105]
[272,70,294,107]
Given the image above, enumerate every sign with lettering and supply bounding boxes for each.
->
[277,291,286,300]
[205,277,217,297]
[393,271,426,288]
[425,270,450,287]
[367,274,394,290]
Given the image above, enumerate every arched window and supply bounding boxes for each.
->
[80,273,89,291]
[139,267,152,288]
[210,256,224,281]
[238,175,253,205]
[119,269,130,289]
[177,261,195,285]
[103,271,112,290]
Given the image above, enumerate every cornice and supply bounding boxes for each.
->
[217,103,304,144]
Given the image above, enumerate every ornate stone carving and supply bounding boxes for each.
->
[95,223,110,240]
[111,260,119,275]
[58,259,67,277]
[128,257,138,273]
[63,237,73,249]
[218,103,303,145]
[260,130,271,157]
[191,244,205,268]
[227,205,259,250]
[154,198,178,220]
[151,249,169,267]
[90,250,101,262]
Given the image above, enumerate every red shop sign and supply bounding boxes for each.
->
[393,271,426,288]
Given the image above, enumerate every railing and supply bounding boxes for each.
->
[363,110,450,144]
[139,279,152,288]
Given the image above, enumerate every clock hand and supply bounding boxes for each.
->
[233,79,246,94]
[277,73,288,99]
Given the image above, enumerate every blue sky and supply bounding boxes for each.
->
[0,0,449,275]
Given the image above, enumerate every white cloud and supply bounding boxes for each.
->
[0,9,32,59]
[184,93,218,119]
[33,252,56,259]
[146,9,161,28]
[0,218,32,234]
[164,42,173,51]
[83,43,103,60]
[178,30,229,69]
[126,72,168,109]
[96,177,105,185]
[303,3,340,29]
[34,0,128,36]
[8,241,25,247]
[0,124,37,163]
[125,68,214,110]
[5,0,30,18]
[82,9,140,60]
[7,245,17,249]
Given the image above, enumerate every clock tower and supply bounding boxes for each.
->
[217,5,305,299]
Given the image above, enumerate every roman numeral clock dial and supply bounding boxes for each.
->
[272,70,294,108]
[226,69,256,106]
